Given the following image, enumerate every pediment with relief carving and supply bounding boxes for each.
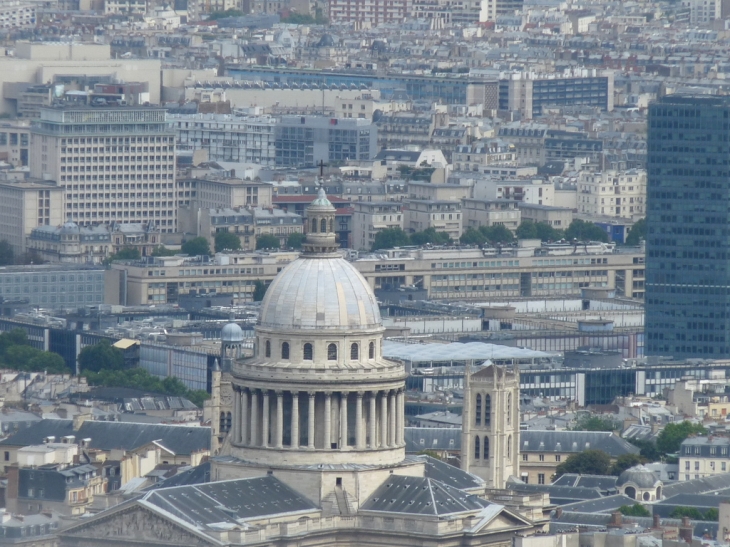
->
[60,503,215,547]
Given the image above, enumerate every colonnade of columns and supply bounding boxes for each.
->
[230,387,405,450]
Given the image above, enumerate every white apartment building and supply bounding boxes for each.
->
[453,140,516,172]
[679,437,730,481]
[472,178,554,206]
[170,114,277,166]
[577,169,646,220]
[176,176,273,210]
[30,105,177,231]
[461,199,521,231]
[0,1,35,28]
[104,0,146,14]
[0,179,64,256]
[404,200,462,240]
[352,201,403,251]
[682,0,721,24]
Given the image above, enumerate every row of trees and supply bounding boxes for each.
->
[0,329,68,374]
[554,450,643,478]
[77,340,210,408]
[372,219,618,252]
[105,232,309,264]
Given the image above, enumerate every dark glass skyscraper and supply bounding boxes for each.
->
[646,95,730,358]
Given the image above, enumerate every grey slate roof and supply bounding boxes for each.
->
[360,475,491,516]
[0,419,210,455]
[405,427,461,453]
[145,462,211,491]
[418,455,484,492]
[552,474,618,493]
[520,430,639,457]
[558,494,637,513]
[142,476,317,526]
[662,473,730,498]
[507,483,603,506]
[554,511,718,539]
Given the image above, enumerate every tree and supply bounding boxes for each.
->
[256,234,280,250]
[77,340,125,374]
[0,329,28,355]
[151,246,178,257]
[287,232,306,249]
[555,449,611,477]
[0,240,13,266]
[629,439,662,462]
[371,228,410,251]
[27,351,68,374]
[83,367,210,408]
[181,237,211,256]
[534,222,564,242]
[704,508,719,521]
[480,224,515,244]
[656,421,707,456]
[610,453,643,476]
[253,280,267,302]
[516,221,538,240]
[564,219,609,243]
[460,227,487,246]
[571,414,619,432]
[410,228,450,246]
[625,218,646,246]
[106,247,141,263]
[619,504,651,517]
[214,231,242,253]
[669,507,704,520]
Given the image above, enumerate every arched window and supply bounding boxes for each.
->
[350,343,359,360]
[303,343,313,360]
[321,218,327,233]
[368,341,375,359]
[327,343,337,360]
[329,219,334,232]
[507,435,511,459]
[484,436,490,459]
[219,412,226,432]
[485,395,491,428]
[226,412,232,432]
[507,393,512,426]
[311,218,317,233]
[474,436,480,459]
[265,340,271,357]
[281,342,290,360]
[475,394,482,426]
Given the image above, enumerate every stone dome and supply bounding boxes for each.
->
[60,221,80,235]
[221,322,244,342]
[258,257,381,332]
[617,465,660,488]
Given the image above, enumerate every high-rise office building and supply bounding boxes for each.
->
[30,105,177,232]
[646,95,730,358]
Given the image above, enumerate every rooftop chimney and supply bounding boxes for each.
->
[608,511,622,528]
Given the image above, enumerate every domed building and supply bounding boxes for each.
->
[58,189,544,547]
[617,464,663,501]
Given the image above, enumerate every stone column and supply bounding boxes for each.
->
[241,389,249,446]
[250,389,259,447]
[262,390,270,448]
[355,392,364,449]
[396,389,404,446]
[380,391,388,448]
[388,390,396,447]
[368,392,377,448]
[233,387,241,443]
[291,391,299,448]
[324,392,332,450]
[307,392,315,449]
[340,391,348,448]
[275,391,284,448]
